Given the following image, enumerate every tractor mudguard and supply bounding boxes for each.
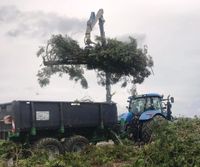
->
[118,112,133,123]
[139,110,166,121]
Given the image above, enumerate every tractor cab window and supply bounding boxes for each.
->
[145,97,162,112]
[130,98,146,113]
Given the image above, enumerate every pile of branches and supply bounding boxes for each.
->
[37,35,153,88]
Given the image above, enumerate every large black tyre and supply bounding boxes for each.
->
[35,138,64,155]
[141,115,167,143]
[64,135,89,152]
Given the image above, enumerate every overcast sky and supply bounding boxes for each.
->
[0,0,200,117]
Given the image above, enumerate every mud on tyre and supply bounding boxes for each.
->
[64,135,89,152]
[141,115,167,143]
[35,138,64,155]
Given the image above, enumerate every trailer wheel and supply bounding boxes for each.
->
[64,135,89,152]
[141,115,166,143]
[36,138,64,156]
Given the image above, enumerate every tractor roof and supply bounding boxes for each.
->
[128,93,163,99]
[144,93,162,97]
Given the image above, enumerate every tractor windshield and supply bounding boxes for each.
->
[145,97,162,112]
[130,96,162,113]
[129,98,146,113]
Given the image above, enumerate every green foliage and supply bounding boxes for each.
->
[0,140,21,159]
[87,37,153,86]
[37,34,153,89]
[132,118,200,167]
[37,65,87,88]
[3,118,200,167]
[37,35,87,88]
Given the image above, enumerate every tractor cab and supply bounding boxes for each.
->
[129,94,162,114]
[119,93,174,124]
[118,93,174,142]
[128,93,174,121]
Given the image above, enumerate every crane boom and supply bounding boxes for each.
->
[85,9,104,45]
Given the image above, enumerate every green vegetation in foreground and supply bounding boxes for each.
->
[1,118,200,167]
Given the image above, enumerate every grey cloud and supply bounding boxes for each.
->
[142,12,200,117]
[116,33,146,47]
[0,5,86,38]
[0,5,21,22]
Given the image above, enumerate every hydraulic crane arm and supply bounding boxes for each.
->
[84,9,105,45]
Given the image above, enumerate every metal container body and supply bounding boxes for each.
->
[0,101,117,133]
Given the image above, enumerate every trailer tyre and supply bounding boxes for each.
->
[36,138,64,155]
[64,135,89,152]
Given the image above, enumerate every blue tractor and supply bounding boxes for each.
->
[119,93,174,143]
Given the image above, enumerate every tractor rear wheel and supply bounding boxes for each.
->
[141,115,167,143]
[64,135,89,152]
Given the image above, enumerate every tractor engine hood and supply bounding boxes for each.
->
[139,110,165,121]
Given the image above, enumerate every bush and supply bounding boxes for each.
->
[1,118,200,167]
